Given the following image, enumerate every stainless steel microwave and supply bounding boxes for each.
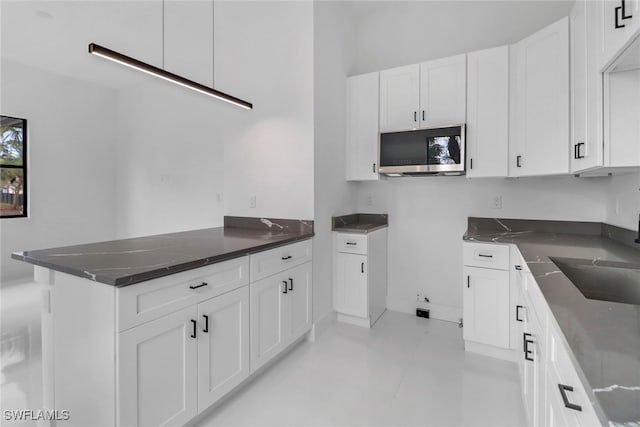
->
[378,124,465,176]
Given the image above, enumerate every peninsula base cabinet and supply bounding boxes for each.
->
[36,240,313,427]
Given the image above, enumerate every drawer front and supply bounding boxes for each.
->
[118,256,250,331]
[250,239,312,282]
[463,242,509,270]
[334,233,368,255]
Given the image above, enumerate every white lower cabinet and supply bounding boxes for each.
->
[119,306,199,427]
[250,262,312,373]
[118,285,250,427]
[462,242,511,353]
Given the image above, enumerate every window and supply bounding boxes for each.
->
[1,116,27,218]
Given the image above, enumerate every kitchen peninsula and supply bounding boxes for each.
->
[12,216,314,427]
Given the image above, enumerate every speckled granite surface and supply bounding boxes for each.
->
[12,217,313,287]
[464,217,640,426]
[332,213,388,233]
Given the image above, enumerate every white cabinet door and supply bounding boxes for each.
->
[346,73,380,181]
[571,0,605,173]
[511,17,570,177]
[462,266,510,348]
[601,0,640,67]
[197,286,250,412]
[287,262,313,342]
[118,307,198,427]
[419,54,467,128]
[379,64,420,132]
[466,46,509,177]
[335,252,368,319]
[250,274,288,373]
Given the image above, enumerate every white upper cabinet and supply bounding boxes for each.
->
[466,46,509,178]
[510,17,570,177]
[419,54,467,128]
[379,64,421,132]
[346,72,380,181]
[601,0,640,68]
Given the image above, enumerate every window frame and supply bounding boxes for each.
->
[0,115,28,219]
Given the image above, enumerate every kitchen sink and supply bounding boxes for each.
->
[550,257,640,305]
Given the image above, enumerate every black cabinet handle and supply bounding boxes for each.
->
[615,5,626,28]
[516,155,522,168]
[414,111,417,122]
[373,163,376,173]
[190,319,197,339]
[189,282,208,290]
[478,253,493,258]
[282,281,288,294]
[346,242,357,246]
[281,255,292,260]
[203,315,209,333]
[516,305,524,322]
[524,333,534,361]
[515,265,522,270]
[361,262,365,273]
[574,142,585,159]
[622,0,632,19]
[467,276,470,288]
[422,110,425,121]
[574,143,578,159]
[288,278,293,291]
[558,384,582,412]
[470,158,473,170]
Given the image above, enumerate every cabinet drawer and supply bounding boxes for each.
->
[250,239,312,282]
[463,242,509,270]
[117,256,250,331]
[334,233,368,255]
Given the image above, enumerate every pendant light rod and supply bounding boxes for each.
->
[88,43,252,110]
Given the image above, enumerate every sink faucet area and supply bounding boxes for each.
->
[550,257,640,305]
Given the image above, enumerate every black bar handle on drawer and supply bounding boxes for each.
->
[616,5,625,28]
[190,319,197,339]
[189,282,208,290]
[622,0,632,19]
[524,333,534,361]
[282,281,288,294]
[558,384,582,411]
[478,253,493,258]
[346,242,357,246]
[515,265,522,271]
[361,262,365,273]
[203,315,209,333]
[281,255,292,260]
[467,276,470,288]
[516,305,524,322]
[288,278,293,291]
[516,155,522,168]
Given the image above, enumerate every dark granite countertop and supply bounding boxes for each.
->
[12,216,313,287]
[332,213,388,234]
[464,217,640,427]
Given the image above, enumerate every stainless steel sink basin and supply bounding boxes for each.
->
[550,257,640,305]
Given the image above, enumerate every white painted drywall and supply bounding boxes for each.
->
[216,1,315,220]
[313,1,359,325]
[0,60,118,282]
[356,176,608,321]
[605,172,640,230]
[114,81,226,238]
[352,0,574,74]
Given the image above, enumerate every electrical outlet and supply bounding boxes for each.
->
[249,195,256,208]
[416,293,430,304]
[492,195,503,209]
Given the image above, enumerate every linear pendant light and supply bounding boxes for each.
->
[88,43,252,110]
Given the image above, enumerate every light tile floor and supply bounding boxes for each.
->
[196,311,526,427]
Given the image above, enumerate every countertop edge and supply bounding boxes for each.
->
[332,224,389,234]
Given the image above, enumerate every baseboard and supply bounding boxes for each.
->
[464,340,518,363]
[386,295,462,323]
[336,313,371,328]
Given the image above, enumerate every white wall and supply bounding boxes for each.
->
[356,176,608,321]
[313,1,359,324]
[114,81,226,238]
[0,60,118,282]
[349,1,604,321]
[352,0,574,74]
[605,172,640,230]
[217,1,315,220]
